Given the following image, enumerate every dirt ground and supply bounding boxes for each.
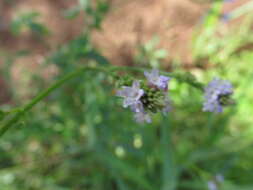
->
[0,0,249,64]
[0,0,250,103]
[92,0,250,65]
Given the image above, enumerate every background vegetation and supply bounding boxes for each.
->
[0,0,253,189]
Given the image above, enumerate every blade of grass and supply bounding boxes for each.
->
[161,117,178,190]
[96,145,155,190]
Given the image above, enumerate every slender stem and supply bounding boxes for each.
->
[0,66,107,137]
[4,108,21,115]
[0,65,204,137]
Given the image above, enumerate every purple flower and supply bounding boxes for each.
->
[221,13,231,22]
[144,69,170,90]
[215,175,224,183]
[207,181,218,190]
[207,174,224,190]
[130,101,144,113]
[203,78,233,113]
[134,111,152,123]
[116,80,144,112]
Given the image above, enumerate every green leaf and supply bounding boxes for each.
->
[86,50,109,65]
[29,22,49,36]
[64,7,81,19]
[0,111,5,121]
[154,49,167,59]
[161,119,178,190]
[79,0,90,10]
[97,147,155,190]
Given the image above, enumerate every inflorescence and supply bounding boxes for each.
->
[116,69,234,123]
[203,78,234,113]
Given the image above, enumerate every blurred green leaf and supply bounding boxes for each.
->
[10,11,49,36]
[63,7,80,19]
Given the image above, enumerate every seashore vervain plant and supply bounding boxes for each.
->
[2,0,253,189]
[0,64,235,137]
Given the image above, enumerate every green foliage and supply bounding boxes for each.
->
[10,12,49,36]
[64,0,109,29]
[135,36,168,68]
[0,1,253,190]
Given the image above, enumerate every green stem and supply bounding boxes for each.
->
[0,66,107,137]
[4,108,22,115]
[0,65,204,137]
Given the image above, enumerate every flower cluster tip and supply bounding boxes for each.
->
[116,69,234,123]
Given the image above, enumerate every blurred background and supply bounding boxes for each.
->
[0,0,253,189]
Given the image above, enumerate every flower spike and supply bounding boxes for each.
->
[203,78,233,113]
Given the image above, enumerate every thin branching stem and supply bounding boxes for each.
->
[0,65,204,137]
[0,66,107,137]
[110,66,204,91]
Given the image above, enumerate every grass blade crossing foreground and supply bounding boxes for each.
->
[96,145,155,190]
[161,117,178,190]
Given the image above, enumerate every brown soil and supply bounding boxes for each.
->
[0,0,250,103]
[92,0,251,66]
[0,0,249,64]
[92,0,209,65]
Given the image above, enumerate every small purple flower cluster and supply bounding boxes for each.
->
[116,81,144,112]
[144,69,169,90]
[203,78,233,113]
[117,69,170,123]
[207,174,224,190]
[116,69,234,123]
[221,0,236,22]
